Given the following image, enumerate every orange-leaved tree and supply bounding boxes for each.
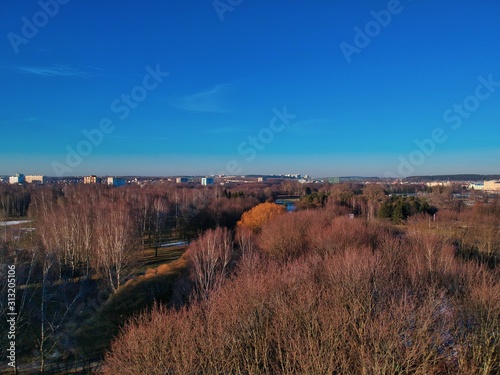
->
[237,202,286,233]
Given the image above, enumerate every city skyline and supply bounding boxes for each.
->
[1,1,500,177]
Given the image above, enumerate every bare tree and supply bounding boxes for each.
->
[95,201,136,293]
[151,196,168,257]
[131,190,152,253]
[363,184,386,220]
[35,245,87,374]
[79,204,95,278]
[186,227,233,300]
[235,226,257,260]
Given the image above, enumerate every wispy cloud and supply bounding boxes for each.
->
[0,116,38,125]
[15,64,93,78]
[175,84,234,113]
[287,118,335,136]
[205,126,244,134]
[106,135,171,141]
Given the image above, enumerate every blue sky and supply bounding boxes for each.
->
[1,0,500,177]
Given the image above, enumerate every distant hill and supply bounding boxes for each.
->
[403,174,500,182]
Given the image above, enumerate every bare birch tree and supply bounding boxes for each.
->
[186,227,233,300]
[95,201,136,293]
[151,196,168,257]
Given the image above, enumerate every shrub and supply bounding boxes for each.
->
[237,202,286,233]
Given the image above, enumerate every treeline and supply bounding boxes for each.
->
[0,184,31,218]
[25,184,260,285]
[0,180,459,224]
[102,205,500,374]
[298,183,438,224]
[379,195,438,224]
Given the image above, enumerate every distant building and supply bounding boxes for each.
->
[107,177,126,187]
[201,177,214,186]
[9,173,25,184]
[176,177,188,183]
[257,177,267,182]
[426,181,451,187]
[484,180,500,191]
[468,182,484,190]
[84,175,102,184]
[25,175,46,184]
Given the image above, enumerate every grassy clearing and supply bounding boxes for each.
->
[75,246,189,362]
[135,245,187,273]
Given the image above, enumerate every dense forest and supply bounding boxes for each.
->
[0,181,498,374]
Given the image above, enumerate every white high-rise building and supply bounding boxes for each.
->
[201,177,214,186]
[107,177,126,187]
[9,173,25,184]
